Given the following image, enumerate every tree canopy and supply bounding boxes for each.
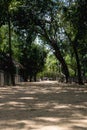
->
[0,0,87,85]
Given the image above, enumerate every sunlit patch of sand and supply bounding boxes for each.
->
[40,126,71,130]
[19,97,35,100]
[71,119,87,127]
[0,120,72,130]
[0,81,87,130]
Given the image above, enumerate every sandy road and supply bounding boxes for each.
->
[0,81,87,130]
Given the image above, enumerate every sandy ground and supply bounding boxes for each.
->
[0,81,87,130]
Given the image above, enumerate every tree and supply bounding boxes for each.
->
[40,52,59,80]
[1,0,86,85]
[13,0,70,82]
[18,41,47,82]
[60,0,87,84]
[0,0,22,85]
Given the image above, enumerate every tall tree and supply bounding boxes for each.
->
[60,0,87,84]
[0,0,22,85]
[13,0,70,82]
[19,41,47,82]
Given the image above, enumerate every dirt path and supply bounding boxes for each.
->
[0,81,87,130]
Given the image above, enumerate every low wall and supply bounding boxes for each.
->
[0,71,21,86]
[0,71,4,86]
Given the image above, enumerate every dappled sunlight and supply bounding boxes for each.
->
[0,119,71,130]
[0,120,36,130]
[0,81,87,129]
[19,97,35,100]
[40,125,70,130]
[69,118,87,130]
[53,104,70,109]
[36,117,60,122]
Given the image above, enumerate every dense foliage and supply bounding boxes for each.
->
[19,43,47,81]
[0,0,87,85]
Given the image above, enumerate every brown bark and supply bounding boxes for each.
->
[8,14,15,86]
[72,41,84,85]
[40,26,69,82]
[64,31,84,84]
[50,40,69,83]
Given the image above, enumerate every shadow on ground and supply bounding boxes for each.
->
[0,81,87,130]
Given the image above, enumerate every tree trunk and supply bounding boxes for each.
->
[64,31,84,84]
[40,27,69,82]
[34,74,37,82]
[30,75,32,82]
[8,13,15,86]
[72,41,84,85]
[50,40,69,83]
